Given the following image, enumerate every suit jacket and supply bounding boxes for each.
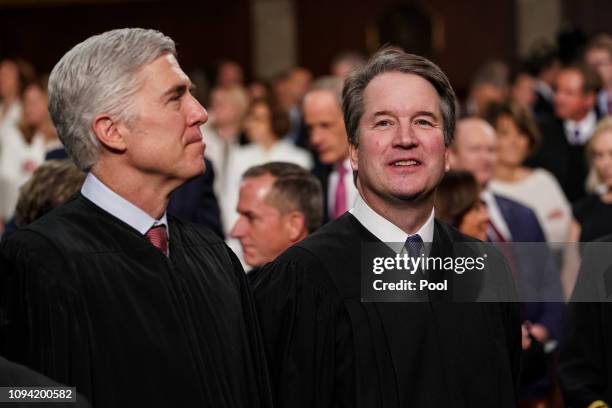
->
[168,158,223,238]
[311,162,333,223]
[253,213,521,407]
[494,193,546,242]
[526,113,600,203]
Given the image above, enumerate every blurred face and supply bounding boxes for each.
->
[592,130,612,188]
[303,90,349,164]
[119,54,207,183]
[218,62,243,87]
[495,115,530,168]
[0,60,19,99]
[459,200,489,241]
[351,72,448,206]
[23,85,49,127]
[230,174,294,267]
[210,89,242,128]
[289,68,312,101]
[244,102,274,143]
[586,47,612,88]
[450,120,497,187]
[555,69,595,121]
[511,73,536,109]
[472,83,506,115]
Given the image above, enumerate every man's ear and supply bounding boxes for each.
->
[349,143,358,172]
[447,145,458,170]
[444,148,451,172]
[285,211,307,242]
[92,114,127,152]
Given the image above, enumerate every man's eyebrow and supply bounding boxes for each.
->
[162,82,195,98]
[371,110,439,119]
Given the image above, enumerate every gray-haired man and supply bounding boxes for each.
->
[0,28,272,408]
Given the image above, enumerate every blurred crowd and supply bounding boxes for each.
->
[2,30,612,407]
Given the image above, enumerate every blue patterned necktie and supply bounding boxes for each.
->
[404,234,424,275]
[404,234,424,259]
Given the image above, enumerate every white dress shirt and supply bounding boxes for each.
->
[350,194,435,254]
[564,111,597,146]
[81,173,169,239]
[481,188,512,242]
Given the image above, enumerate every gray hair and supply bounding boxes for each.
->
[342,46,457,147]
[306,76,343,108]
[242,162,323,233]
[48,28,176,170]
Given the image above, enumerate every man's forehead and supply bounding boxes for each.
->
[362,71,441,115]
[455,121,496,145]
[138,53,190,86]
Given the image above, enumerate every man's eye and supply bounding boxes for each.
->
[169,94,181,101]
[375,120,392,127]
[415,119,433,126]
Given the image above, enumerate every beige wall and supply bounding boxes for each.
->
[516,0,562,56]
[251,0,297,80]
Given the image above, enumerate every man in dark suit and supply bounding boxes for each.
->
[450,117,564,403]
[167,157,223,238]
[229,161,323,281]
[303,76,358,223]
[0,28,272,408]
[450,117,547,242]
[526,64,601,203]
[253,47,520,407]
[526,43,561,119]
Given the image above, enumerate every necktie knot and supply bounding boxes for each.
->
[573,129,581,144]
[146,225,168,256]
[404,234,424,258]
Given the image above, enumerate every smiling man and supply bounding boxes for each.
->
[252,47,520,407]
[0,29,272,408]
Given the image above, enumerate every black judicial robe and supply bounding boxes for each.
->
[253,213,521,408]
[0,194,273,408]
[559,234,612,407]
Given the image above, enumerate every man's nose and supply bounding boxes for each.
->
[187,95,208,126]
[230,217,246,239]
[393,123,418,147]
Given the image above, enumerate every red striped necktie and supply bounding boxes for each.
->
[145,225,168,256]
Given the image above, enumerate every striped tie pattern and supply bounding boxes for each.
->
[146,225,168,256]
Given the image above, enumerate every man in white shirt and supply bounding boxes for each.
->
[303,76,358,222]
[0,28,272,408]
[253,47,520,408]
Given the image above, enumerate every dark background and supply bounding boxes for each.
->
[0,0,610,96]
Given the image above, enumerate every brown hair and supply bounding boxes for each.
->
[242,161,323,233]
[484,100,542,155]
[434,171,481,228]
[15,160,85,227]
[248,96,290,139]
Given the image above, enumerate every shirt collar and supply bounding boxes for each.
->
[350,194,435,248]
[81,172,168,235]
[564,110,598,144]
